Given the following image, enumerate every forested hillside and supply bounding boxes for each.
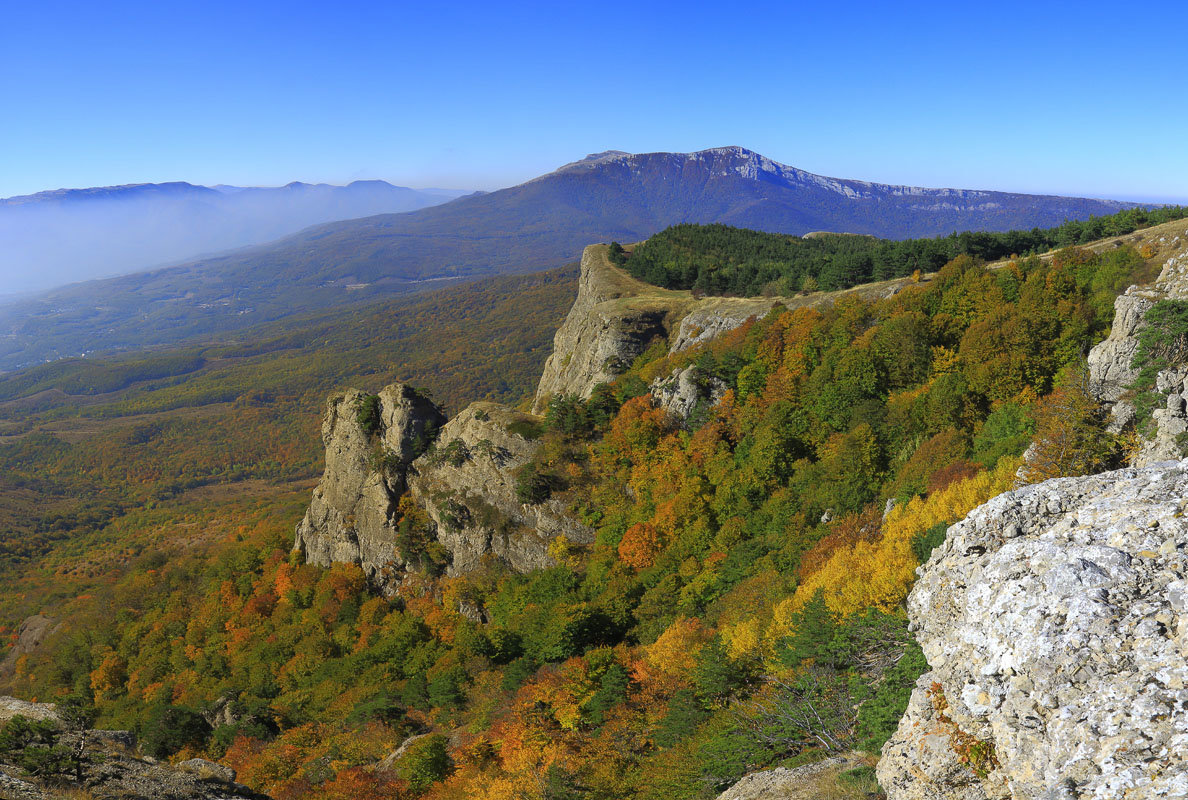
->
[617,205,1188,296]
[1,215,1170,798]
[0,268,575,622]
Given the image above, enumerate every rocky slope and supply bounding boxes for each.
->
[714,753,870,799]
[0,696,266,799]
[1089,223,1188,465]
[878,461,1188,799]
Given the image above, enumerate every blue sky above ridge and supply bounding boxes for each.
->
[2,0,1186,202]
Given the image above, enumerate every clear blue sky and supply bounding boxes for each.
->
[2,0,1186,202]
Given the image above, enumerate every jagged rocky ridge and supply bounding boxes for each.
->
[878,461,1188,799]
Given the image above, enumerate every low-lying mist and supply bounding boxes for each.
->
[0,181,468,296]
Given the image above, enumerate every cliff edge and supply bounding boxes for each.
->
[532,242,919,413]
[1088,222,1188,465]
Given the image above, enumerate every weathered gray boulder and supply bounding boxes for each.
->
[879,461,1188,800]
[408,402,594,576]
[295,383,445,593]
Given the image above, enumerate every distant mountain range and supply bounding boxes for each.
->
[0,147,1137,371]
[0,180,471,294]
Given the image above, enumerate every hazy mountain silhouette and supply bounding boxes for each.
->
[0,180,469,294]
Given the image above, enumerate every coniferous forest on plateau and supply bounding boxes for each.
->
[0,208,1182,799]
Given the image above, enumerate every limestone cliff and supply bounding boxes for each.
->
[407,402,594,576]
[294,384,445,593]
[533,243,927,413]
[878,461,1188,800]
[1088,223,1188,464]
[296,390,593,589]
[532,244,690,412]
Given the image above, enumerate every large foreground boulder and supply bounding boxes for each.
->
[878,461,1188,799]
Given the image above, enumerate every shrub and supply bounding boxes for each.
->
[0,715,73,778]
[354,393,383,436]
[910,522,949,565]
[138,705,212,759]
[507,418,544,440]
[395,733,453,795]
[515,463,555,504]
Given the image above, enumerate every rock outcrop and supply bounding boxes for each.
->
[0,615,60,680]
[408,402,594,575]
[0,696,265,799]
[1089,228,1188,464]
[534,243,936,413]
[296,388,594,589]
[649,365,728,424]
[878,461,1188,800]
[533,245,689,412]
[715,754,869,800]
[295,384,445,593]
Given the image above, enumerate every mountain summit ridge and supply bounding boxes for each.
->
[0,147,1138,371]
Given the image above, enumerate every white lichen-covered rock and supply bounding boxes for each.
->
[295,383,445,593]
[879,460,1188,800]
[649,365,727,423]
[407,402,594,575]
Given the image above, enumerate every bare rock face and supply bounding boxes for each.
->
[533,245,682,413]
[0,696,265,799]
[1089,232,1188,464]
[649,365,728,424]
[407,402,594,575]
[878,461,1188,800]
[0,615,61,680]
[0,695,62,724]
[295,384,445,593]
[715,753,868,800]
